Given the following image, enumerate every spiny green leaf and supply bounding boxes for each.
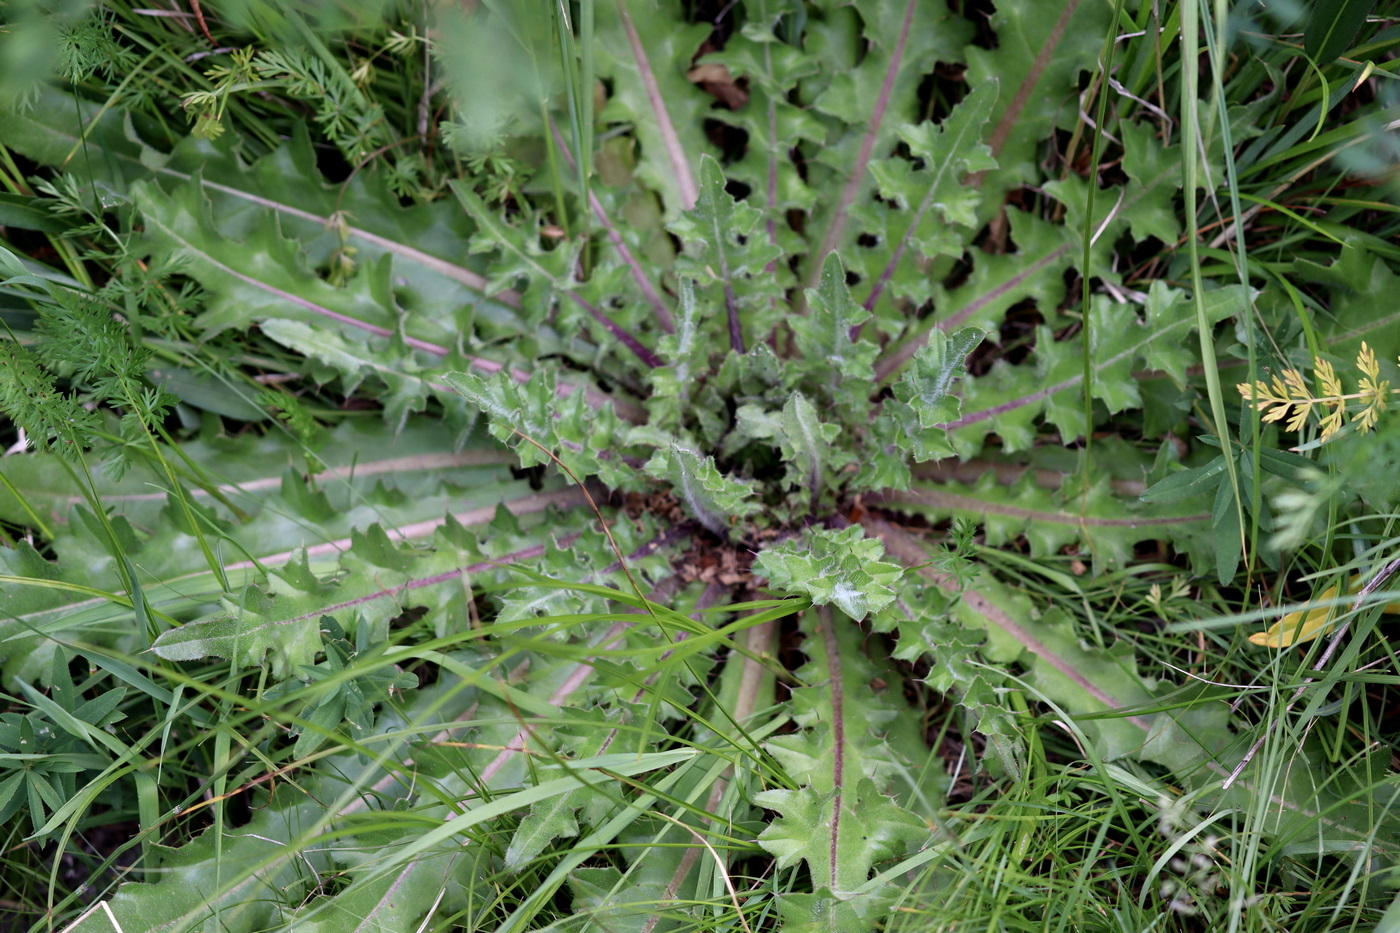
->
[730,392,844,509]
[504,711,621,871]
[567,842,693,933]
[443,368,625,484]
[146,177,472,347]
[594,0,713,217]
[896,615,1024,778]
[898,441,1214,574]
[790,253,879,416]
[950,285,1250,456]
[780,392,838,497]
[4,88,523,335]
[901,327,985,430]
[869,326,985,470]
[962,0,1111,209]
[891,81,1000,229]
[667,155,784,350]
[261,318,454,433]
[647,278,711,430]
[755,607,938,929]
[755,527,902,622]
[148,513,558,678]
[452,182,584,325]
[805,0,974,278]
[754,777,926,899]
[150,561,343,678]
[643,443,759,539]
[863,80,1000,310]
[703,6,825,222]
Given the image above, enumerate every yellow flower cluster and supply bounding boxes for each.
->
[1237,342,1392,444]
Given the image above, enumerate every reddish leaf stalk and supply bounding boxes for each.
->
[817,604,846,892]
[615,0,699,210]
[548,118,675,333]
[810,0,917,283]
[871,244,1070,383]
[566,291,663,368]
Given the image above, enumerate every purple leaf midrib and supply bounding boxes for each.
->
[810,0,918,281]
[818,604,846,893]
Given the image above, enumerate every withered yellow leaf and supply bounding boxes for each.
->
[1250,576,1400,648]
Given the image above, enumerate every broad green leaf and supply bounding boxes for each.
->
[287,852,458,933]
[67,799,331,933]
[1305,0,1376,63]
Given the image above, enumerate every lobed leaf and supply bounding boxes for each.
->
[755,527,902,622]
[643,443,759,540]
